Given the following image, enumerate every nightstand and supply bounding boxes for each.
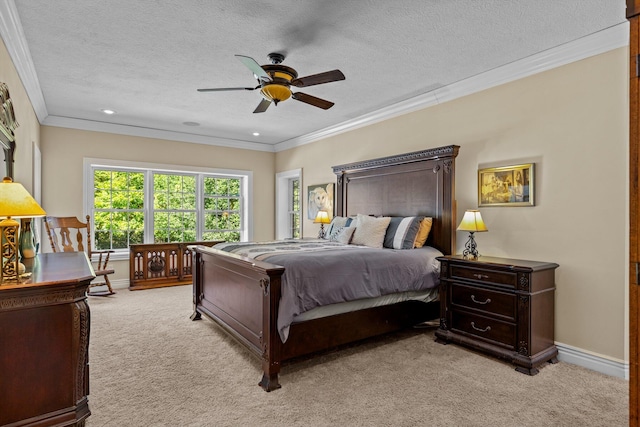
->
[435,255,559,375]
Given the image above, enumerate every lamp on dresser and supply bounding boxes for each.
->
[457,209,487,260]
[0,177,46,283]
[314,210,331,238]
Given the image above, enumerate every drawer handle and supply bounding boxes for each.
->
[471,322,491,333]
[473,273,489,280]
[471,295,491,305]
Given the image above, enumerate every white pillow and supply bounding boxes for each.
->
[326,216,349,239]
[351,214,391,248]
[331,226,356,244]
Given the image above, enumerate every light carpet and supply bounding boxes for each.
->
[85,285,628,427]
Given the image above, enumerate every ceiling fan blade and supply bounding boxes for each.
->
[291,92,335,110]
[235,55,272,82]
[253,98,272,113]
[197,87,257,92]
[291,70,345,88]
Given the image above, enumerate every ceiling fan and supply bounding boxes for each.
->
[197,52,345,113]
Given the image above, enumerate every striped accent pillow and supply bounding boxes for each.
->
[383,216,425,249]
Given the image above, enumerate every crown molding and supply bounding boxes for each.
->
[0,0,47,122]
[43,115,275,152]
[274,22,629,152]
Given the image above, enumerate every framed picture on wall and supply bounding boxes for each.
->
[307,183,334,220]
[478,163,534,207]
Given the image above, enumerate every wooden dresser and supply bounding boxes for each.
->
[435,255,559,375]
[0,252,95,427]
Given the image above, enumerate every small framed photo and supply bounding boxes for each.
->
[478,163,534,207]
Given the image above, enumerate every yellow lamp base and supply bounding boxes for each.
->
[1,217,20,283]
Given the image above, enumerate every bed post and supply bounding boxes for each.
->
[258,271,283,391]
[190,250,203,321]
[438,150,458,256]
[335,173,346,216]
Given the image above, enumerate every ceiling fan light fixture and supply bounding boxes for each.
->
[197,53,344,113]
[260,84,291,104]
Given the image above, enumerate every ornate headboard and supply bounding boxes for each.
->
[332,145,459,255]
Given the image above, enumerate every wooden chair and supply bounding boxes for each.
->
[44,215,116,296]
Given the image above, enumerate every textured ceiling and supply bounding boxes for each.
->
[4,1,627,150]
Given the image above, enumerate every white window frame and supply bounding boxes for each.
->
[83,158,253,260]
[275,168,301,240]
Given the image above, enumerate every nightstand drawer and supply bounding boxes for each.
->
[450,265,517,289]
[451,309,516,349]
[451,283,516,321]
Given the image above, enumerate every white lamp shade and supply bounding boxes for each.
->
[314,210,331,224]
[457,210,488,232]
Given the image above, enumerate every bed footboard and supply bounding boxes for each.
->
[190,245,285,391]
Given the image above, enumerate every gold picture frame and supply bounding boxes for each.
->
[478,163,534,207]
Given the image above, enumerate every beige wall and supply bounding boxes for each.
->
[276,48,629,362]
[0,38,40,192]
[40,126,276,281]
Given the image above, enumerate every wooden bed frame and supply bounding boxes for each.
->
[191,145,459,391]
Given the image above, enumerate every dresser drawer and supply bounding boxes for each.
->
[451,309,516,349]
[450,265,517,289]
[451,283,516,321]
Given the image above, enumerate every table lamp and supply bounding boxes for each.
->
[314,210,331,239]
[457,209,487,260]
[0,177,46,283]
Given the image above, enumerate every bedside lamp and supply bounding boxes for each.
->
[457,209,487,260]
[0,177,46,283]
[314,210,331,239]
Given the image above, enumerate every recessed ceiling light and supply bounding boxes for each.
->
[101,109,116,115]
[252,132,260,136]
[183,121,200,127]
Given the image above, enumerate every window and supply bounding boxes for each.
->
[93,169,145,250]
[85,159,252,256]
[153,173,197,243]
[275,169,301,239]
[288,177,301,239]
[202,176,242,242]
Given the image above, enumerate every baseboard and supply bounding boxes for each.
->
[556,342,628,380]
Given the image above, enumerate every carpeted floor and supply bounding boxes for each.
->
[85,285,628,427]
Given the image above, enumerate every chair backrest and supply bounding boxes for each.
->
[44,215,94,255]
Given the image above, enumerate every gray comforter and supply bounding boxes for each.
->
[214,240,442,342]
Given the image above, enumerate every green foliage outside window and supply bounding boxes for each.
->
[153,174,197,243]
[93,170,145,250]
[290,178,301,238]
[203,177,241,241]
[92,169,242,250]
